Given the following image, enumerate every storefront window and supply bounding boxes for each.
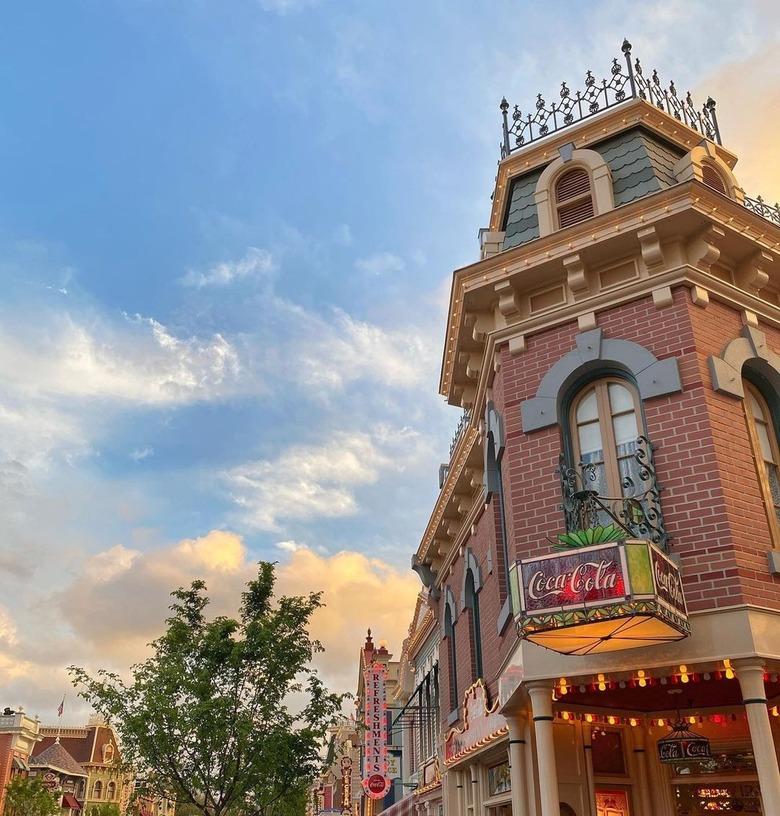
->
[672,750,757,777]
[487,762,511,796]
[591,729,626,776]
[673,783,761,815]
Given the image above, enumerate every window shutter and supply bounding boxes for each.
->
[555,168,594,228]
[701,163,727,194]
[558,197,595,228]
[556,168,591,203]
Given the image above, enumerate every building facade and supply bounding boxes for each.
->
[29,741,89,816]
[411,40,780,816]
[0,707,42,815]
[37,723,132,815]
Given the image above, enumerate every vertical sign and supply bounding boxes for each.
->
[362,662,390,800]
[340,757,352,815]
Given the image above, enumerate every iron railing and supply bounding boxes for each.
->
[449,409,471,458]
[500,39,720,158]
[743,195,780,227]
[558,436,669,549]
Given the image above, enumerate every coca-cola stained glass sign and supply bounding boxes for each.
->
[510,539,689,655]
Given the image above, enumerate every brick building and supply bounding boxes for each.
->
[0,708,42,814]
[411,41,780,816]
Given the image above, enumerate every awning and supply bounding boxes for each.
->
[12,757,29,771]
[62,794,82,811]
[378,795,416,816]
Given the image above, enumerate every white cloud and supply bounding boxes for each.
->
[224,426,424,530]
[355,252,405,276]
[84,544,140,583]
[180,247,275,288]
[130,446,154,462]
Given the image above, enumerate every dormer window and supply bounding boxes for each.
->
[701,162,728,195]
[555,168,595,228]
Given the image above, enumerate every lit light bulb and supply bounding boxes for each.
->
[637,670,647,688]
[585,713,593,723]
[562,711,571,721]
[597,673,607,692]
[724,659,735,680]
[680,665,689,684]
[772,706,779,718]
[629,718,638,727]
[608,716,616,725]
[657,718,665,727]
[688,716,696,725]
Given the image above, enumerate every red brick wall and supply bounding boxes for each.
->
[437,284,780,729]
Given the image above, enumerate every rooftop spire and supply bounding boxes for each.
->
[499,39,721,159]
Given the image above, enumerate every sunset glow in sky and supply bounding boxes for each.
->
[0,0,778,719]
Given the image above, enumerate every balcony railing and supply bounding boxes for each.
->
[744,195,780,227]
[558,435,669,549]
[500,39,720,159]
[449,409,471,458]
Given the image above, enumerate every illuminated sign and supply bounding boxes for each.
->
[510,539,689,655]
[444,681,508,765]
[361,662,390,800]
[340,757,352,815]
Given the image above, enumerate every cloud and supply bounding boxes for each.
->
[257,0,317,13]
[180,247,275,288]
[130,447,154,462]
[55,532,418,701]
[355,252,405,276]
[223,426,423,530]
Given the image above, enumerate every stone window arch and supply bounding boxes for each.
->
[92,781,102,800]
[442,587,458,713]
[521,328,682,432]
[461,550,483,681]
[534,146,615,237]
[107,782,116,801]
[674,144,743,202]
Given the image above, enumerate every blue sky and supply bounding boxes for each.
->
[0,0,778,717]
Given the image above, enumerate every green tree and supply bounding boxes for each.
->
[4,775,60,816]
[88,804,121,816]
[69,563,344,816]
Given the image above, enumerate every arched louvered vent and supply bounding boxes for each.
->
[701,163,727,195]
[555,168,594,228]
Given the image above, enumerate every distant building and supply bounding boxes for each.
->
[0,707,43,814]
[37,723,131,815]
[29,740,88,816]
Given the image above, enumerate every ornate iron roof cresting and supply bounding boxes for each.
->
[499,39,721,158]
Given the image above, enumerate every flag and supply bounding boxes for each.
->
[57,695,65,718]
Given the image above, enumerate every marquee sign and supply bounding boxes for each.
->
[444,681,508,766]
[510,539,689,655]
[361,662,390,800]
[340,757,352,815]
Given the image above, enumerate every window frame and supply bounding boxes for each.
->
[567,375,645,498]
[464,569,483,681]
[743,379,780,543]
[444,604,458,714]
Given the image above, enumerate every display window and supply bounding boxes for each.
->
[595,789,631,816]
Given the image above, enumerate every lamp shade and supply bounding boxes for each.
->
[509,539,689,655]
[657,721,712,763]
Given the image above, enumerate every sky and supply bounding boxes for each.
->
[0,0,779,724]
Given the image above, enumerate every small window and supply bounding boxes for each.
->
[444,604,458,712]
[107,782,116,801]
[569,378,644,497]
[464,570,483,681]
[92,781,103,800]
[555,168,594,228]
[701,163,727,195]
[744,381,780,531]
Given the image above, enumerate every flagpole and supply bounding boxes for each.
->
[56,694,65,743]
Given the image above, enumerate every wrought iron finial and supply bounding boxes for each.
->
[498,39,723,158]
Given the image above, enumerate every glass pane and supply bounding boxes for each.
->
[612,412,639,447]
[578,421,603,457]
[757,422,775,464]
[747,389,764,421]
[576,389,598,422]
[608,382,634,414]
[768,463,780,510]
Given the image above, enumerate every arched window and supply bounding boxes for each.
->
[569,378,644,497]
[701,162,727,195]
[555,168,594,229]
[92,781,103,800]
[444,604,458,713]
[744,381,780,529]
[107,782,116,801]
[464,570,483,681]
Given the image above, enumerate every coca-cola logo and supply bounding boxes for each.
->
[652,551,685,612]
[528,559,619,600]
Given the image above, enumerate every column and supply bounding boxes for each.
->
[455,770,466,816]
[630,725,653,816]
[469,763,482,816]
[505,710,529,816]
[734,658,780,816]
[527,682,559,816]
[581,723,595,816]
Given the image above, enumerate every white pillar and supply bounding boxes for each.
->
[527,682,559,816]
[469,763,482,816]
[735,659,780,816]
[455,770,466,816]
[581,723,595,816]
[631,725,653,816]
[505,710,529,816]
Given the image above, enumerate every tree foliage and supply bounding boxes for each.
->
[88,804,121,816]
[4,775,60,816]
[69,563,345,816]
